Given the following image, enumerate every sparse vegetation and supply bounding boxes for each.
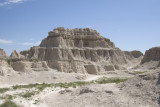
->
[0,77,128,100]
[0,88,9,93]
[0,100,18,107]
[133,71,148,74]
[12,81,93,91]
[95,77,128,84]
[12,83,40,90]
[5,95,13,100]
[0,95,14,100]
[11,78,127,91]
[21,91,38,98]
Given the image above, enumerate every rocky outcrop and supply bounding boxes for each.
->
[19,27,142,73]
[141,47,160,64]
[0,48,7,59]
[10,50,25,59]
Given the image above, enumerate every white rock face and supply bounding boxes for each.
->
[20,27,143,74]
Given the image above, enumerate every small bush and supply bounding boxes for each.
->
[0,100,18,107]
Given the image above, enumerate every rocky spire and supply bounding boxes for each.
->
[0,48,7,59]
[10,50,25,59]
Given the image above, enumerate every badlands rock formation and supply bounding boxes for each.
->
[20,27,143,74]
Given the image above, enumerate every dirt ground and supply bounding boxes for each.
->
[0,68,159,107]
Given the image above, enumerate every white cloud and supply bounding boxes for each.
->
[0,38,13,44]
[0,0,27,6]
[22,41,41,46]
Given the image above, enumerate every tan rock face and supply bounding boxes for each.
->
[0,48,7,59]
[141,47,160,64]
[20,27,142,73]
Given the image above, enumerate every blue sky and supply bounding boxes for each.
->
[0,0,160,55]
